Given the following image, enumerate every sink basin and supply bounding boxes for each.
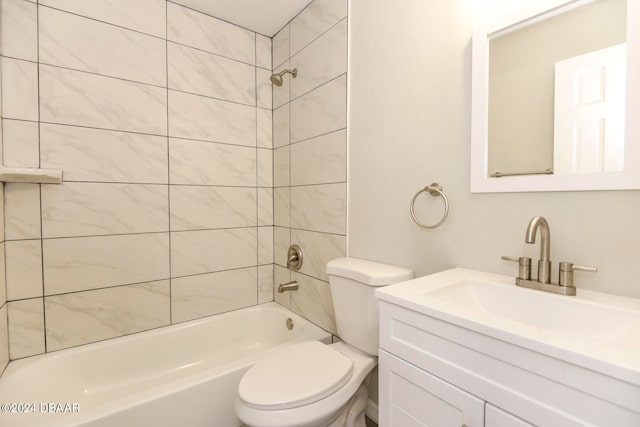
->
[376,268,640,384]
[426,279,636,342]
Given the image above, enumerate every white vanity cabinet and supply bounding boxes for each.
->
[377,299,640,427]
[485,404,533,427]
[379,349,533,427]
[379,350,484,426]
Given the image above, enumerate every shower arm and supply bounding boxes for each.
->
[270,68,298,86]
[277,68,297,78]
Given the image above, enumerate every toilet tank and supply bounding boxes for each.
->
[327,258,413,355]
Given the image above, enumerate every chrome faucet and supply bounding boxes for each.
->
[525,216,551,284]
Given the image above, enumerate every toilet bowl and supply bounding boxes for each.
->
[235,341,375,427]
[234,258,413,427]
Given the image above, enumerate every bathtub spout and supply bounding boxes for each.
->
[277,281,298,293]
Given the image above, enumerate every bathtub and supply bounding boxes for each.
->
[0,302,331,427]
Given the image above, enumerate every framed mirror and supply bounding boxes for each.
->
[470,0,640,192]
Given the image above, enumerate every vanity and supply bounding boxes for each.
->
[375,269,640,426]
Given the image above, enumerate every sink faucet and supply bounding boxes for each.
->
[502,216,597,296]
[525,216,551,284]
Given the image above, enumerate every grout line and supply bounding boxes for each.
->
[281,72,347,106]
[37,120,260,150]
[287,127,347,147]
[27,265,259,300]
[284,226,346,238]
[255,32,260,304]
[37,120,169,138]
[12,181,261,188]
[289,16,348,60]
[168,39,268,71]
[7,225,265,244]
[28,57,264,110]
[167,86,257,109]
[271,33,277,303]
[0,0,7,320]
[287,227,346,238]
[165,0,173,326]
[27,226,259,241]
[36,0,49,355]
[344,1,350,258]
[38,61,168,90]
[283,268,329,284]
[38,59,262,110]
[38,230,171,241]
[170,133,260,148]
[287,27,293,310]
[0,53,38,65]
[38,3,167,41]
[275,181,347,189]
[27,229,258,242]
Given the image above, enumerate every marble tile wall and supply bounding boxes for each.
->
[0,12,7,372]
[272,0,348,335]
[0,0,274,359]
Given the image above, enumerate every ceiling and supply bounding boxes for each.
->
[172,0,313,37]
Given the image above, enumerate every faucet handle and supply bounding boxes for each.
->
[572,265,598,273]
[558,262,597,288]
[501,256,532,280]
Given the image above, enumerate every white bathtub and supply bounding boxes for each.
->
[0,302,331,427]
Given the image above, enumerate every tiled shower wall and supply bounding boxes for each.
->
[0,0,348,364]
[271,0,348,335]
[0,45,7,372]
[0,0,275,358]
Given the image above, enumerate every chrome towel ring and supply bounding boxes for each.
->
[410,183,449,229]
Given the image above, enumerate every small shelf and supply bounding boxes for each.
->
[0,166,63,184]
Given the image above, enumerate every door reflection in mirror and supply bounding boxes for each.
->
[487,0,626,177]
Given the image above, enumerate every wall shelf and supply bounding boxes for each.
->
[0,167,63,184]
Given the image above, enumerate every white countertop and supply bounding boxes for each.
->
[376,268,640,387]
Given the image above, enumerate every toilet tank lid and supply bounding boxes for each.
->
[327,258,414,286]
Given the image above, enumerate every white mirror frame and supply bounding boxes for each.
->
[470,0,640,193]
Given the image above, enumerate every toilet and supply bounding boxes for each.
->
[234,257,413,427]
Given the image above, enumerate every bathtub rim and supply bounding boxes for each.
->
[0,302,332,427]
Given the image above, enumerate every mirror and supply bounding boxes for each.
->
[470,0,640,192]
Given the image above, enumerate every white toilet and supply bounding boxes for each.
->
[234,257,413,427]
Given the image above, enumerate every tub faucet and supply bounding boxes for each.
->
[525,216,551,284]
[277,281,298,293]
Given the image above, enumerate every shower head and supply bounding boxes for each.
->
[270,74,283,86]
[270,68,298,86]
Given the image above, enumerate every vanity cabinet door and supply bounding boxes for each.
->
[379,350,484,427]
[485,404,534,427]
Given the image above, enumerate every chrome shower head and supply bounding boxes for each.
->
[270,68,297,86]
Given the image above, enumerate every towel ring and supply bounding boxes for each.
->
[410,183,449,229]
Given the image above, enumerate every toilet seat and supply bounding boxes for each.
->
[238,341,353,410]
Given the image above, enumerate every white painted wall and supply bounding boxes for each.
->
[348,0,640,298]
